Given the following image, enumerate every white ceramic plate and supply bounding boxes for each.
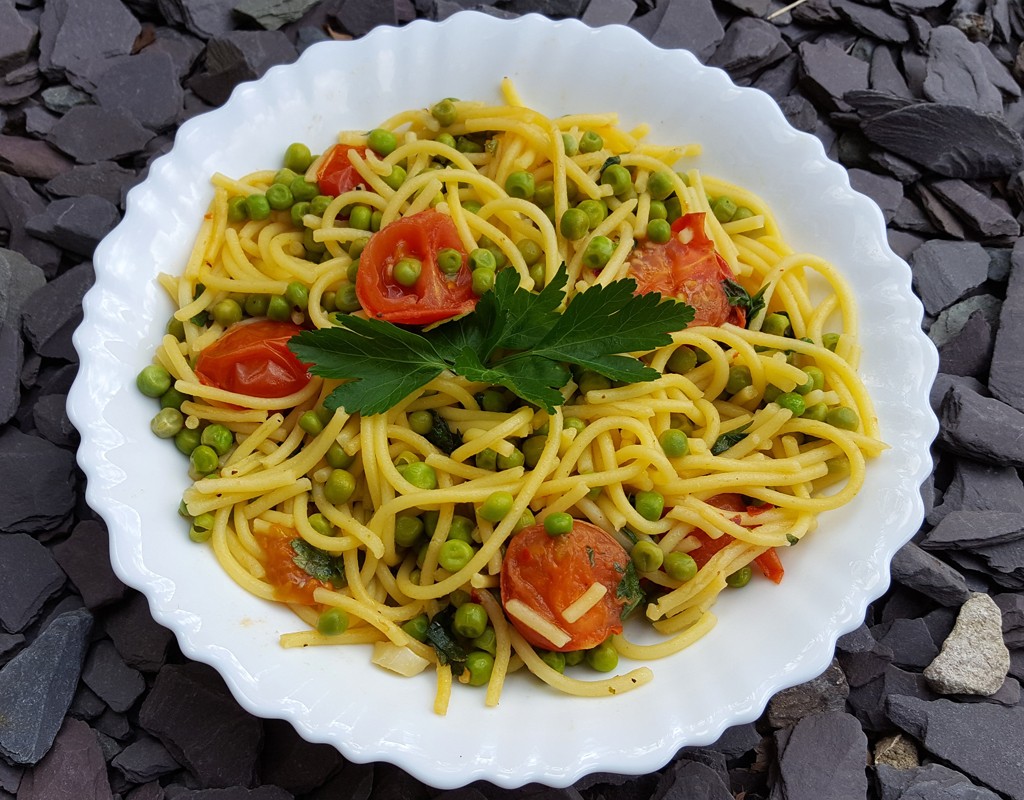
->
[68,12,938,789]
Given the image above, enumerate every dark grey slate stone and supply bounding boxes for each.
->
[928,294,1002,348]
[989,238,1024,414]
[39,84,91,114]
[707,17,786,78]
[0,428,76,534]
[924,25,1004,113]
[69,684,107,722]
[44,162,138,208]
[777,94,818,132]
[861,103,1024,179]
[21,260,94,361]
[707,721,759,759]
[157,0,236,39]
[0,325,21,426]
[917,182,970,239]
[772,712,868,800]
[111,734,180,783]
[102,592,172,673]
[798,38,870,111]
[47,104,155,164]
[766,658,849,728]
[0,758,21,792]
[22,103,59,137]
[187,30,297,106]
[892,196,936,234]
[0,609,93,765]
[233,0,320,30]
[581,0,636,26]
[888,0,945,13]
[869,44,913,96]
[994,592,1024,648]
[939,384,1024,467]
[987,247,1012,282]
[835,0,909,42]
[886,696,1024,800]
[886,229,925,261]
[37,0,141,85]
[928,459,1024,527]
[52,520,125,610]
[910,239,989,315]
[0,134,74,181]
[836,624,895,687]
[25,194,120,258]
[650,0,723,62]
[141,26,203,79]
[0,246,45,330]
[257,719,341,797]
[0,173,62,275]
[332,0,398,36]
[924,509,1024,551]
[649,757,731,800]
[0,0,37,74]
[927,179,1020,239]
[82,638,145,713]
[874,762,1002,800]
[791,0,841,26]
[93,51,184,132]
[15,717,112,800]
[0,534,65,634]
[139,662,263,788]
[874,617,940,669]
[169,787,294,799]
[848,167,904,222]
[938,309,994,377]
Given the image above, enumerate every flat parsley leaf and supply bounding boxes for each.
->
[711,422,752,455]
[722,278,768,327]
[615,561,644,620]
[291,539,345,585]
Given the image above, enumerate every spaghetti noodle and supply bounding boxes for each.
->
[138,80,885,712]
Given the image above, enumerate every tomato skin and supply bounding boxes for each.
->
[627,212,745,328]
[195,319,310,399]
[257,526,330,604]
[500,520,631,652]
[356,208,477,325]
[687,493,784,584]
[316,144,368,196]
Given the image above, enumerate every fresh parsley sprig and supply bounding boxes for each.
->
[722,278,768,327]
[288,265,695,416]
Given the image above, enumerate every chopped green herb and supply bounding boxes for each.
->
[615,561,644,620]
[425,608,466,675]
[786,533,799,546]
[599,154,622,173]
[291,539,345,585]
[424,409,462,454]
[711,423,751,455]
[722,278,768,327]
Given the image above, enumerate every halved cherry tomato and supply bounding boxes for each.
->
[685,493,784,584]
[257,526,331,604]
[356,208,476,325]
[627,212,745,328]
[316,144,368,196]
[195,319,310,399]
[501,520,632,652]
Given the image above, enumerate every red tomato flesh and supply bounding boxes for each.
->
[316,144,368,196]
[356,208,476,325]
[501,520,631,652]
[685,493,784,583]
[627,212,745,328]
[195,319,310,399]
[257,526,331,604]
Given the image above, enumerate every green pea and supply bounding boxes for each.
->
[335,284,361,313]
[367,127,397,156]
[393,515,424,548]
[189,444,219,476]
[306,196,331,218]
[266,183,293,211]
[324,468,356,504]
[308,513,334,537]
[402,613,429,641]
[317,607,350,636]
[471,268,494,296]
[479,491,514,522]
[601,164,632,196]
[290,177,319,202]
[437,247,464,275]
[826,406,859,430]
[505,170,535,200]
[431,98,457,126]
[201,423,234,456]
[475,448,497,471]
[561,133,579,156]
[802,366,825,393]
[647,218,671,244]
[210,299,242,327]
[662,197,681,223]
[533,181,555,208]
[582,235,615,270]
[634,490,664,521]
[283,142,313,173]
[659,428,689,458]
[578,370,611,395]
[346,204,371,231]
[435,131,457,151]
[453,602,488,639]
[560,208,589,240]
[823,332,841,352]
[664,551,698,582]
[544,511,574,537]
[797,403,825,422]
[564,416,586,434]
[522,435,547,469]
[393,257,422,287]
[762,313,791,337]
[586,640,618,672]
[496,448,525,470]
[159,387,188,411]
[325,443,354,469]
[438,539,475,572]
[398,461,437,490]
[298,411,324,436]
[189,516,214,542]
[726,365,753,395]
[137,364,172,398]
[516,239,542,267]
[576,198,607,230]
[631,539,664,572]
[540,650,566,673]
[273,167,298,187]
[776,392,806,416]
[465,650,494,686]
[735,207,756,221]
[245,194,271,221]
[382,164,406,190]
[711,195,738,223]
[468,248,497,272]
[647,171,675,201]
[648,200,668,221]
[266,295,291,321]
[166,316,186,341]
[150,408,183,439]
[227,196,248,223]
[285,281,309,310]
[472,626,497,656]
[404,410,431,436]
[578,130,603,153]
[726,565,752,588]
[174,428,201,456]
[289,201,311,228]
[666,346,697,374]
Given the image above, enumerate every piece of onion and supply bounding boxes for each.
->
[371,641,430,677]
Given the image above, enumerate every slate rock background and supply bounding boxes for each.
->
[2,0,1024,798]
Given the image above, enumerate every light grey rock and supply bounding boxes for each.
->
[924,593,1011,696]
